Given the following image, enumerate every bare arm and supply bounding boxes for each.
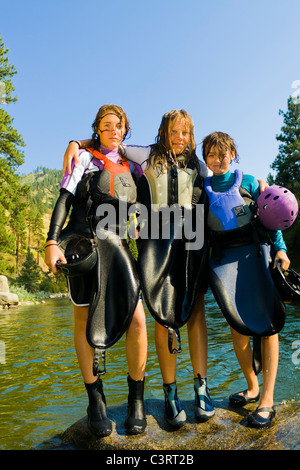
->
[257,179,269,193]
[274,250,290,271]
[63,139,92,174]
[45,242,67,274]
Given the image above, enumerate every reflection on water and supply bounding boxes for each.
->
[0,290,299,450]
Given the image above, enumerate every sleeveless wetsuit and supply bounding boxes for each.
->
[135,147,208,333]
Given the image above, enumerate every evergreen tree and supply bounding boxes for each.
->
[271,96,300,199]
[0,35,25,169]
[0,35,29,271]
[270,96,300,262]
[28,205,45,264]
[17,247,40,293]
[10,184,30,274]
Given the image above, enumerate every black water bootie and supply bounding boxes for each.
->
[229,389,260,407]
[248,406,276,428]
[124,375,147,435]
[85,377,113,437]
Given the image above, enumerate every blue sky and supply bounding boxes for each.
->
[1,0,300,179]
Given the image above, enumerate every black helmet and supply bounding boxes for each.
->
[57,234,98,278]
[271,259,300,306]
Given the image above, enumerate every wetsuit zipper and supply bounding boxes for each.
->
[168,166,178,205]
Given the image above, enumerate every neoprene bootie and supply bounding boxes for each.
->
[124,375,146,435]
[194,374,215,422]
[163,381,186,429]
[85,377,113,437]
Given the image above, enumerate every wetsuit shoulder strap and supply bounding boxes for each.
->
[86,147,130,171]
[233,169,243,188]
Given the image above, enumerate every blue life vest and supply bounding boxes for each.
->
[204,169,254,232]
[203,169,270,252]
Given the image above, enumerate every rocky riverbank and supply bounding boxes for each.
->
[0,275,19,308]
[0,275,69,309]
[37,398,299,451]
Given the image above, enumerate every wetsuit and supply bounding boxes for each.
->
[123,144,210,331]
[47,146,142,306]
[204,169,287,351]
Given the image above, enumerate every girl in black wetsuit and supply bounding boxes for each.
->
[45,105,147,437]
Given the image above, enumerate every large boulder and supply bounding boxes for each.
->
[39,398,300,451]
[0,275,10,293]
[0,275,19,307]
[0,292,19,306]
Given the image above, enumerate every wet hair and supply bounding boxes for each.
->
[202,131,239,163]
[91,104,131,149]
[150,109,200,174]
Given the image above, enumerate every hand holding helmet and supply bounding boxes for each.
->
[45,241,67,274]
[271,258,300,305]
[56,234,98,277]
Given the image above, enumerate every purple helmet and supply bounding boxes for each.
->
[257,185,299,231]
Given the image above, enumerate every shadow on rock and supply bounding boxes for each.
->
[37,398,300,451]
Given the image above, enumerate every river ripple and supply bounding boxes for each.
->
[0,290,299,450]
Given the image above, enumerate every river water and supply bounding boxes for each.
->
[0,289,299,450]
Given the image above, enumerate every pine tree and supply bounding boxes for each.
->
[271,96,300,199]
[10,184,30,274]
[270,96,300,262]
[17,247,41,293]
[0,35,28,271]
[0,35,25,168]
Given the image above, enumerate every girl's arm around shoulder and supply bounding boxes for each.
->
[120,144,151,171]
[61,150,93,195]
[63,139,92,174]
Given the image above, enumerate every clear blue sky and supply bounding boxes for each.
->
[1,0,300,179]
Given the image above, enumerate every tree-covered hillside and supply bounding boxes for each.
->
[20,165,62,212]
[0,34,66,294]
[0,165,66,294]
